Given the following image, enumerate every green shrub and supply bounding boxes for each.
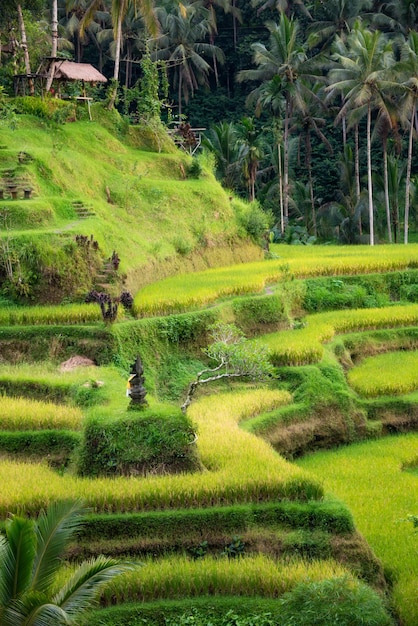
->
[400,284,418,302]
[78,499,354,541]
[236,201,270,243]
[86,597,287,626]
[277,576,394,626]
[187,158,203,179]
[303,278,389,313]
[77,404,200,477]
[232,295,285,333]
[0,430,80,457]
[13,96,76,122]
[282,529,332,559]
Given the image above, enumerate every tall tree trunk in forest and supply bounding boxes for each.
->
[232,0,237,49]
[107,10,122,109]
[404,102,415,244]
[178,68,183,119]
[382,135,393,243]
[113,10,122,81]
[17,4,34,95]
[354,123,362,236]
[367,103,374,245]
[278,141,284,234]
[45,0,58,92]
[283,97,291,225]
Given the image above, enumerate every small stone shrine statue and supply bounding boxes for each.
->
[127,355,148,408]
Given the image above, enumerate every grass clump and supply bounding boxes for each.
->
[77,404,200,477]
[277,576,394,626]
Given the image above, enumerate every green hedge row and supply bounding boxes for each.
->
[0,325,114,364]
[86,597,288,626]
[78,499,354,540]
[303,269,418,313]
[0,376,106,407]
[0,430,80,456]
[86,579,394,626]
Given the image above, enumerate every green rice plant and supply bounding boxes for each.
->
[348,351,418,397]
[79,498,354,542]
[86,597,295,626]
[0,396,83,430]
[133,244,418,317]
[0,303,102,326]
[277,576,394,626]
[0,324,114,365]
[101,554,350,604]
[0,389,321,516]
[261,304,418,367]
[298,433,418,626]
[0,363,107,406]
[0,429,80,457]
[89,585,394,626]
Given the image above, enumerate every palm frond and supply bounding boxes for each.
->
[53,556,135,615]
[31,501,86,595]
[1,517,36,603]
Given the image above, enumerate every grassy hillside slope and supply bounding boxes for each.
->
[0,107,261,302]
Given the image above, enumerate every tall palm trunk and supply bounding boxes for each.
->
[45,0,58,92]
[404,102,415,244]
[17,4,34,95]
[113,11,122,81]
[354,124,361,202]
[382,136,393,243]
[232,0,237,49]
[278,141,284,234]
[354,124,362,236]
[107,11,122,109]
[178,68,183,119]
[367,103,374,245]
[283,96,291,225]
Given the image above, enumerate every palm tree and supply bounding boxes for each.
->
[0,500,132,626]
[398,31,418,243]
[202,0,241,84]
[249,75,285,231]
[202,120,242,190]
[372,0,418,36]
[317,144,367,243]
[63,0,110,65]
[235,116,265,201]
[290,81,332,236]
[237,13,317,224]
[374,154,405,243]
[307,0,373,51]
[251,0,311,19]
[326,22,395,245]
[152,1,224,118]
[79,0,158,103]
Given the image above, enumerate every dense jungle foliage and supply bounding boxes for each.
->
[2,0,418,246]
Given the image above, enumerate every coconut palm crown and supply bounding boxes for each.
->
[0,500,132,626]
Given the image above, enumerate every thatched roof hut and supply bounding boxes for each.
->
[52,61,107,83]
